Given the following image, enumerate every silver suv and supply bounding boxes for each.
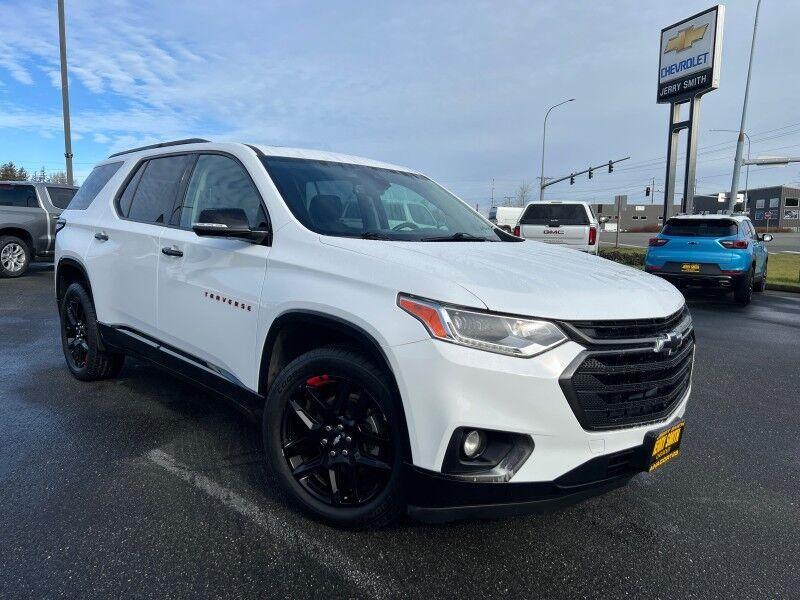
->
[0,181,77,277]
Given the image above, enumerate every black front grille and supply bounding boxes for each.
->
[560,328,694,431]
[563,306,690,342]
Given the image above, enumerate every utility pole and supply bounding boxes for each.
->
[57,0,74,186]
[727,0,762,213]
[614,195,625,248]
[540,98,575,200]
[490,178,495,207]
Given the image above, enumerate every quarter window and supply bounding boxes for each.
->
[127,155,194,224]
[0,184,37,208]
[68,162,122,210]
[178,154,267,229]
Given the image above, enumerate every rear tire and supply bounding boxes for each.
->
[263,347,404,529]
[754,262,767,292]
[60,283,125,381]
[0,236,30,278]
[733,267,754,306]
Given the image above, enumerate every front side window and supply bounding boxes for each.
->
[67,162,122,210]
[178,154,267,229]
[0,184,37,208]
[261,157,506,241]
[47,186,76,209]
[126,155,193,224]
[662,218,738,237]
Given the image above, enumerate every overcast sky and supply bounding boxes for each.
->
[0,0,797,210]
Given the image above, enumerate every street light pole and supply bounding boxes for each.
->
[57,0,74,186]
[712,129,751,210]
[727,0,762,213]
[539,98,575,201]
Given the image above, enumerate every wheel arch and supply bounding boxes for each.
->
[259,310,412,461]
[0,227,34,253]
[56,257,93,304]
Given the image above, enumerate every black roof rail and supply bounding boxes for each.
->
[108,138,210,159]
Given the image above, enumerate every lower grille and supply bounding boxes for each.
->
[560,334,694,430]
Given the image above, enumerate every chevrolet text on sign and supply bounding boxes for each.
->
[658,5,724,104]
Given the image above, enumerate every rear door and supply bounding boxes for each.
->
[156,153,270,390]
[518,203,590,245]
[86,154,194,336]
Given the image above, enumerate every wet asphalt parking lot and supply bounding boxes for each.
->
[1,265,799,599]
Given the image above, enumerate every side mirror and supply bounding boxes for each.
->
[760,233,773,242]
[192,208,270,244]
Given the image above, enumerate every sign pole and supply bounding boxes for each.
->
[662,102,681,222]
[682,95,702,214]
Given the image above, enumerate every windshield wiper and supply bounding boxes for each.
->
[422,232,491,242]
[361,230,389,240]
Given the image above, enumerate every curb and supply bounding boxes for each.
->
[766,283,800,294]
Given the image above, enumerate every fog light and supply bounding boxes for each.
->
[462,430,485,459]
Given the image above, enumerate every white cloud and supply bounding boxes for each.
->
[0,0,799,206]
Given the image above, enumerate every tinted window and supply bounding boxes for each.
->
[0,184,37,208]
[46,186,76,209]
[117,162,146,218]
[67,162,122,210]
[662,219,738,237]
[261,157,505,242]
[178,154,267,229]
[519,204,589,225]
[128,155,193,224]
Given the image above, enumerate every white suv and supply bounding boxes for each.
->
[55,139,693,527]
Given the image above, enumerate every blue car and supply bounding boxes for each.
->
[645,214,772,305]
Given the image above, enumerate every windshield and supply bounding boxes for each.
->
[260,157,509,241]
[662,218,738,237]
[520,204,589,226]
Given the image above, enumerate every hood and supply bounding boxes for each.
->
[321,237,685,321]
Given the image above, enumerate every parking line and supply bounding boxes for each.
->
[146,449,391,598]
[780,250,800,254]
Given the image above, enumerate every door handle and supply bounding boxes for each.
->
[161,246,183,257]
[94,232,109,241]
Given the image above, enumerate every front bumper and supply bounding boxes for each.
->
[388,338,691,482]
[405,439,655,522]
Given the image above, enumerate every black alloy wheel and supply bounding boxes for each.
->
[264,347,404,528]
[63,294,90,370]
[281,374,393,507]
[59,283,125,381]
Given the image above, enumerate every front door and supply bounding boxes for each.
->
[157,153,270,391]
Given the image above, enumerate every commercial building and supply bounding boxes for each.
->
[691,185,800,230]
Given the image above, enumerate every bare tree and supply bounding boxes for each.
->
[47,171,69,184]
[514,181,533,207]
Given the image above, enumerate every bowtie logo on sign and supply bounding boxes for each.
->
[664,24,708,53]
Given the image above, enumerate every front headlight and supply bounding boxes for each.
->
[398,294,567,357]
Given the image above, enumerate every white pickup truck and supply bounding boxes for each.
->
[513,201,598,254]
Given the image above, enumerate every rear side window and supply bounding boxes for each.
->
[46,186,76,209]
[662,219,738,237]
[0,184,38,208]
[520,204,589,226]
[67,162,122,210]
[125,155,194,224]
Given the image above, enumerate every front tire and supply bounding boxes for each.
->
[733,267,754,306]
[0,236,30,278]
[263,347,404,528]
[60,283,125,381]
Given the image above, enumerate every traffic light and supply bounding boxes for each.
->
[608,160,613,173]
[570,173,575,185]
[588,168,593,179]
[645,186,651,197]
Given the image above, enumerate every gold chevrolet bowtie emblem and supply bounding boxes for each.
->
[664,24,708,53]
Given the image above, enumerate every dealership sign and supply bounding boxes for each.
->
[658,5,725,103]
